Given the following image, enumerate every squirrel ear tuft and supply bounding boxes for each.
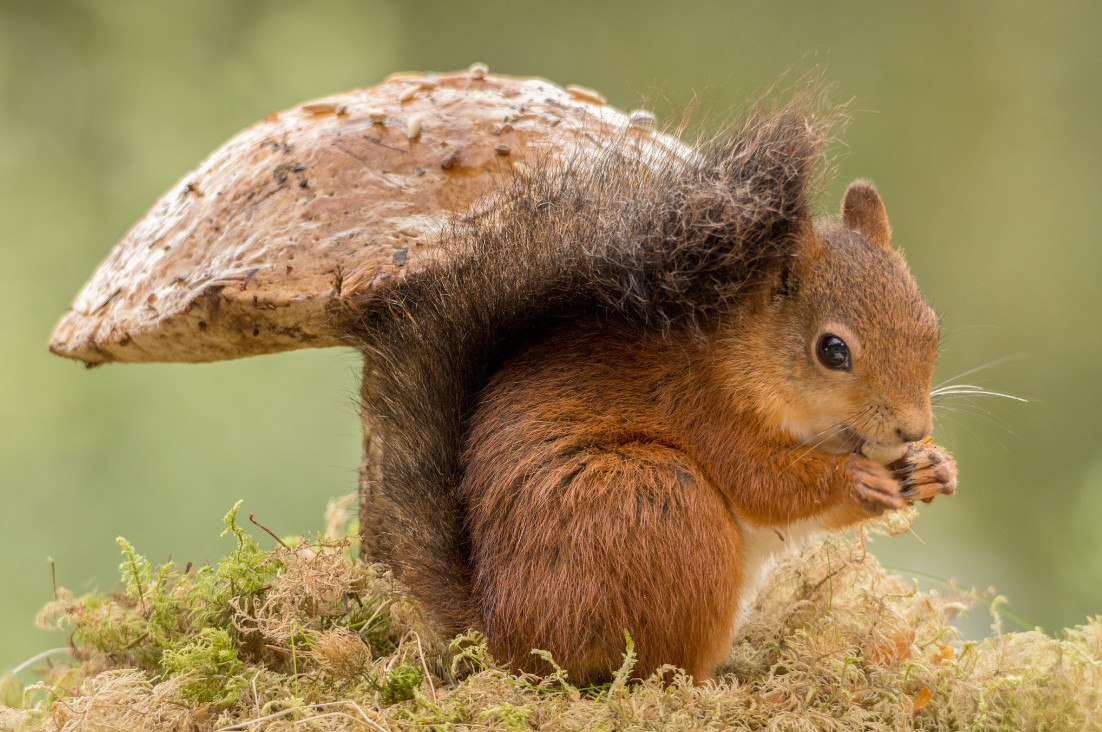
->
[842,180,892,249]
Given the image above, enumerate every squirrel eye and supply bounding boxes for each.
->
[816,334,851,371]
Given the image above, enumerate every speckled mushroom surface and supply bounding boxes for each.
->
[49,68,688,364]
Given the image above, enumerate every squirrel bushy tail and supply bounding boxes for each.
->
[340,88,842,636]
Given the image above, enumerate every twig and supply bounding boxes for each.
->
[413,631,437,701]
[251,670,261,718]
[11,647,73,676]
[249,513,292,550]
[358,600,387,637]
[345,700,392,731]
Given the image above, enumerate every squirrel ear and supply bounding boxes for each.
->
[842,180,892,249]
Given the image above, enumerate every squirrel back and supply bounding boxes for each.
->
[341,88,954,680]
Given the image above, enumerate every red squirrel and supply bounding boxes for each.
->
[342,90,957,683]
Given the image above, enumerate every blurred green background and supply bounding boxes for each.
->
[2,1,1100,671]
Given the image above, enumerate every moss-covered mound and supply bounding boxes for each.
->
[2,500,1099,731]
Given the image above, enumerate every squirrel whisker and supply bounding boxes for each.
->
[932,403,1017,435]
[931,354,1027,392]
[775,407,874,469]
[930,385,1028,403]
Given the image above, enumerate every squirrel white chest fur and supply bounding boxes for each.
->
[734,513,843,613]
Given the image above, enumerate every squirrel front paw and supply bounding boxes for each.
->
[895,441,957,504]
[848,455,906,515]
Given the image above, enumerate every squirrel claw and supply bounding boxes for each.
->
[896,442,957,504]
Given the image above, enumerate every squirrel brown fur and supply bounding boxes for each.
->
[341,88,958,683]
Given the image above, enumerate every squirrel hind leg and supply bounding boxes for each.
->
[468,442,744,684]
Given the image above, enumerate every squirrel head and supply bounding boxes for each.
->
[720,180,940,460]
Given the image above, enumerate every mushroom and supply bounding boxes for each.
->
[49,67,685,558]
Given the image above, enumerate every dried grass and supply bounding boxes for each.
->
[3,500,1100,731]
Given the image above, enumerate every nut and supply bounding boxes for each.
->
[860,443,908,466]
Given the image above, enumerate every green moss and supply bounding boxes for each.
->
[3,501,1100,731]
[479,702,533,731]
[65,593,150,663]
[115,536,152,613]
[380,662,424,706]
[160,628,246,705]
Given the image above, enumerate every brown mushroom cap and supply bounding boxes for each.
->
[49,69,689,364]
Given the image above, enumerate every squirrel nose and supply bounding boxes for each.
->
[896,427,927,443]
[895,405,933,444]
[896,416,933,444]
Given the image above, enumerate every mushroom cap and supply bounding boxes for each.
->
[49,69,689,364]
